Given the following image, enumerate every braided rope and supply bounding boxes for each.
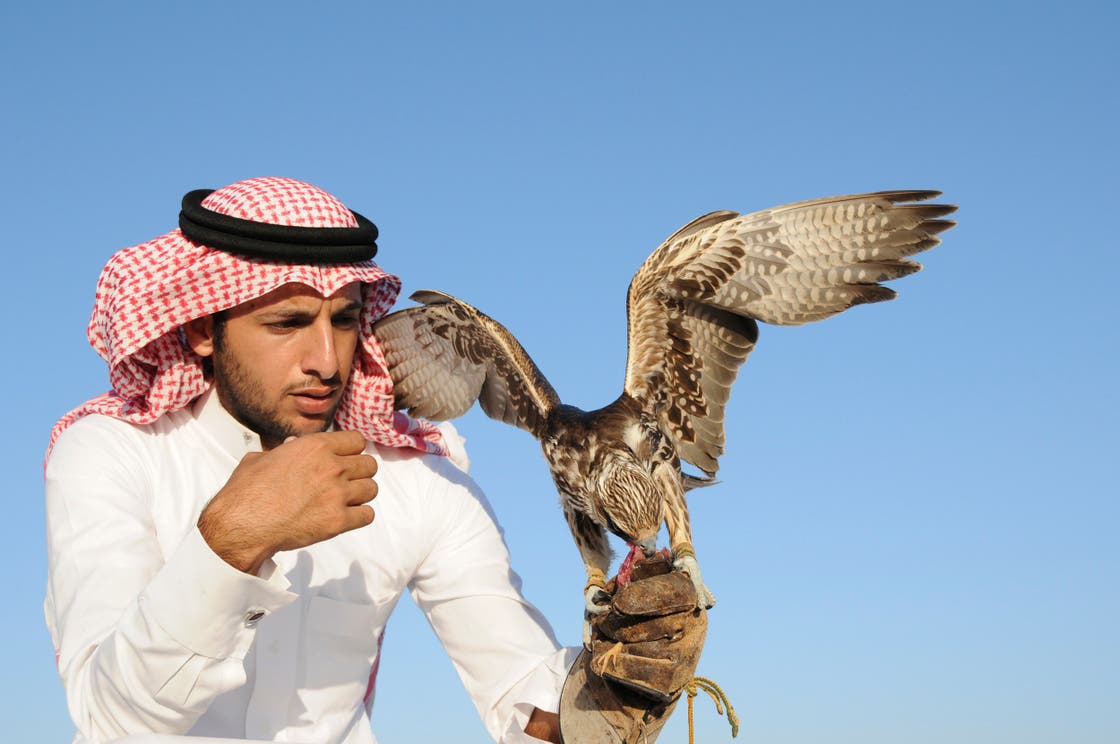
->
[686,676,740,742]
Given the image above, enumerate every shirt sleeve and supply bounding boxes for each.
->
[44,417,296,743]
[406,457,576,743]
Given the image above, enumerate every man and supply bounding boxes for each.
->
[45,177,573,743]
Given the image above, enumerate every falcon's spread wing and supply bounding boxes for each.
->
[624,190,957,476]
[372,290,560,439]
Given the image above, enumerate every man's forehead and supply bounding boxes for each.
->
[238,282,363,312]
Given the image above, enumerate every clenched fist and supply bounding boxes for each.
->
[198,430,378,574]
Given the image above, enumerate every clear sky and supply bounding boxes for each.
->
[2,2,1117,742]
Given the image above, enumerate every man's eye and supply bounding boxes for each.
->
[267,320,303,330]
[334,314,361,328]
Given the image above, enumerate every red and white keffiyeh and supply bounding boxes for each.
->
[47,177,447,461]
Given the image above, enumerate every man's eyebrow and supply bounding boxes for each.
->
[260,307,317,319]
[255,300,362,320]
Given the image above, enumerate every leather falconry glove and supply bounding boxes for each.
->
[560,555,707,743]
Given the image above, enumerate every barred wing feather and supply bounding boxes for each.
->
[373,290,560,439]
[624,190,956,476]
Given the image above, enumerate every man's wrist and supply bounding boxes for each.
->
[524,707,560,743]
[198,500,273,575]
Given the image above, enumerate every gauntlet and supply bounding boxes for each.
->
[560,555,707,743]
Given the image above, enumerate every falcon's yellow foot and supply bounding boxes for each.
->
[583,584,611,649]
[673,547,716,610]
[584,567,611,619]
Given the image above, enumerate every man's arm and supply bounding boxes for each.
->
[45,417,297,741]
[45,420,376,741]
[404,456,575,743]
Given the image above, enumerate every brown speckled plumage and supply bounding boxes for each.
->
[373,190,956,612]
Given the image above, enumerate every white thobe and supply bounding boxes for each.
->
[45,388,574,744]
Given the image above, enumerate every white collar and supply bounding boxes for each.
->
[192,385,264,459]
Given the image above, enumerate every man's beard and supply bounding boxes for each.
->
[211,325,340,446]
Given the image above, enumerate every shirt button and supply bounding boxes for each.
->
[244,610,266,628]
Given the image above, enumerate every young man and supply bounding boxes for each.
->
[45,177,571,743]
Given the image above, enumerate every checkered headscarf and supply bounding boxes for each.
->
[47,177,447,460]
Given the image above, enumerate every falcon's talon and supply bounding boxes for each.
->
[674,554,716,609]
[584,586,611,617]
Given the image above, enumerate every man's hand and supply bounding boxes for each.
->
[198,430,378,574]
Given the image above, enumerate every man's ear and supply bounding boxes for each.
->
[183,316,216,358]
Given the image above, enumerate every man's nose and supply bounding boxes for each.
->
[302,319,340,379]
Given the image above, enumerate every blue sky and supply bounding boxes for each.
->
[2,2,1117,742]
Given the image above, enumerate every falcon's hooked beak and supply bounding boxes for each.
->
[637,536,658,557]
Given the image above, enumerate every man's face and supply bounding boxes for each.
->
[204,282,364,449]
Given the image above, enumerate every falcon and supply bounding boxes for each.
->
[373,190,956,616]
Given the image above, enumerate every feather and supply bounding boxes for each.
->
[371,189,955,616]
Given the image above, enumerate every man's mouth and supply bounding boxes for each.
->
[290,387,338,414]
[294,387,336,398]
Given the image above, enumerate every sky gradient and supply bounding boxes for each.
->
[2,2,1117,742]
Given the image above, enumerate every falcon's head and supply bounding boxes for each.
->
[597,452,664,553]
